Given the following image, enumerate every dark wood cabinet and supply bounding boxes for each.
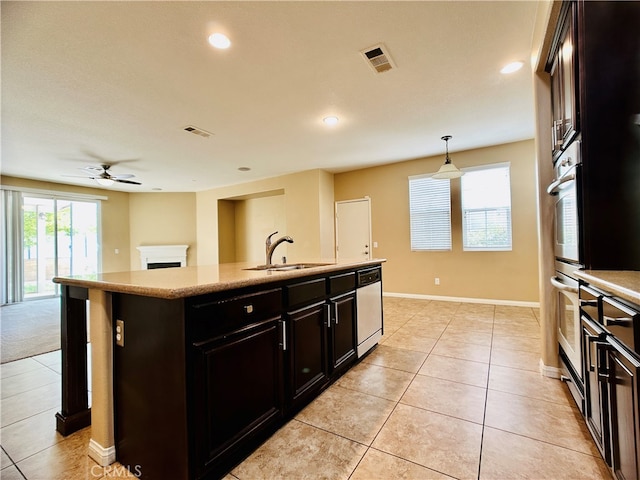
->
[549,1,578,158]
[328,292,357,376]
[191,317,284,478]
[579,279,640,480]
[112,265,382,479]
[581,314,610,462]
[606,337,640,480]
[285,301,330,411]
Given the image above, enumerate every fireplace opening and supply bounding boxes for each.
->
[147,262,181,270]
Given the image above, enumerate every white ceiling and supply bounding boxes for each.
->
[1,1,540,193]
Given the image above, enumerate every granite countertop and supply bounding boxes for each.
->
[574,270,640,305]
[53,258,386,299]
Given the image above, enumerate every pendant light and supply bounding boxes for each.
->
[432,135,464,179]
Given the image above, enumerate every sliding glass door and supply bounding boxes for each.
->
[22,196,99,298]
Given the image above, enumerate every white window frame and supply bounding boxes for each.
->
[460,162,512,252]
[408,173,452,251]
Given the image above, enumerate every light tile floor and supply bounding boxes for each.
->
[0,298,612,479]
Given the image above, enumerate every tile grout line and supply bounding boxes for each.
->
[476,303,496,480]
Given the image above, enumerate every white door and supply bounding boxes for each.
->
[335,198,371,260]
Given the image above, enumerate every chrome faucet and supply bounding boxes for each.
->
[265,231,294,267]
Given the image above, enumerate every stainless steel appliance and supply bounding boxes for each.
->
[548,140,581,264]
[356,268,383,357]
[551,261,583,410]
[548,140,584,410]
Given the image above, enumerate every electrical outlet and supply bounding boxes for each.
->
[116,319,125,347]
[435,277,440,285]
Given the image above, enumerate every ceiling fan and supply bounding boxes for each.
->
[66,164,142,186]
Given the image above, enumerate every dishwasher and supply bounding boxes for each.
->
[356,267,383,357]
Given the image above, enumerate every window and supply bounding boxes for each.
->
[461,163,512,251]
[408,174,451,251]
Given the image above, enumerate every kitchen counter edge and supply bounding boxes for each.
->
[52,259,387,299]
[574,270,640,305]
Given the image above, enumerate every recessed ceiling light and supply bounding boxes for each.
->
[208,33,231,49]
[152,188,162,191]
[238,167,251,172]
[500,61,524,74]
[323,116,339,126]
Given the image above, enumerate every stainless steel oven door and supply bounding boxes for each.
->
[548,141,580,263]
[551,271,582,378]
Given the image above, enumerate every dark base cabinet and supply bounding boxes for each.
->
[329,292,357,376]
[286,301,330,411]
[581,315,609,462]
[113,266,380,479]
[191,317,284,479]
[606,338,640,480]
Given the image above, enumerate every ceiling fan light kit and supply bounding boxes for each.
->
[64,163,142,187]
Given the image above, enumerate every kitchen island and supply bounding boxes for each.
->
[53,258,385,479]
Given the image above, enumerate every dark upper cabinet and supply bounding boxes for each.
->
[549,1,579,158]
[577,0,640,271]
[548,1,640,270]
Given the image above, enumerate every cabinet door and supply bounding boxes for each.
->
[549,1,578,157]
[581,315,609,461]
[192,317,283,476]
[286,301,329,410]
[607,341,640,480]
[329,292,357,375]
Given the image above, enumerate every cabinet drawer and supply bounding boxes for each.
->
[579,284,602,322]
[602,296,640,356]
[329,272,355,295]
[189,289,282,340]
[286,278,326,308]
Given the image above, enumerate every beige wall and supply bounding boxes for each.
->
[128,192,197,270]
[196,169,335,265]
[235,194,287,263]
[334,140,540,303]
[1,176,132,273]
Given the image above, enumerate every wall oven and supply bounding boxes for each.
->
[551,261,583,411]
[547,140,581,264]
[548,139,583,410]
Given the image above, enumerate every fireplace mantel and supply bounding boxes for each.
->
[136,245,189,270]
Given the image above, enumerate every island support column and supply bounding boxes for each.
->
[56,285,91,435]
[87,289,116,466]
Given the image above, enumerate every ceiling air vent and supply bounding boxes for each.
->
[361,44,395,74]
[183,125,213,138]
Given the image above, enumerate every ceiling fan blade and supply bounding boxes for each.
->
[110,174,135,179]
[115,179,141,185]
[62,174,95,178]
[82,165,105,173]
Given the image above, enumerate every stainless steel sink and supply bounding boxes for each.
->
[244,262,332,271]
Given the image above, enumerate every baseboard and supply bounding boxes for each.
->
[88,438,116,466]
[383,291,540,308]
[539,359,562,379]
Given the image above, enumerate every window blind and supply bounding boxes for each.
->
[461,163,512,251]
[408,175,451,251]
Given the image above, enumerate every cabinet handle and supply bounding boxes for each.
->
[603,315,633,326]
[280,320,287,351]
[244,304,253,314]
[334,303,339,325]
[325,304,331,328]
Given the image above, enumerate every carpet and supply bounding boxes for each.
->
[1,297,62,363]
